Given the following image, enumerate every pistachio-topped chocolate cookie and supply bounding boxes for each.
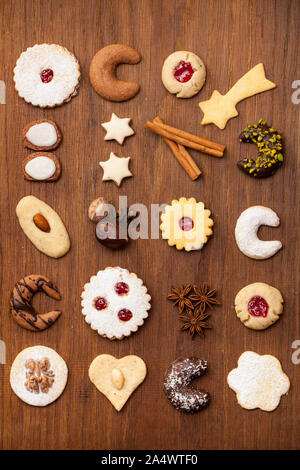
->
[237,119,283,178]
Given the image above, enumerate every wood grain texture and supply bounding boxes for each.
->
[0,0,299,450]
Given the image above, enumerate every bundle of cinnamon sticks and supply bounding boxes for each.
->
[145,117,225,180]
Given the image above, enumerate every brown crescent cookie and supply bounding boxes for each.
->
[89,44,141,102]
[22,152,61,182]
[22,119,62,151]
[10,275,62,331]
[163,357,210,412]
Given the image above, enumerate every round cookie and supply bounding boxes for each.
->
[235,282,283,330]
[10,346,68,407]
[163,357,210,413]
[81,267,151,340]
[22,119,62,151]
[162,51,206,98]
[160,197,213,251]
[23,152,61,182]
[13,44,80,108]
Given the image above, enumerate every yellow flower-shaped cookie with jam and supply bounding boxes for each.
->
[160,197,213,251]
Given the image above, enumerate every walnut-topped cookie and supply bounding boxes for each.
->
[235,282,283,330]
[10,346,68,406]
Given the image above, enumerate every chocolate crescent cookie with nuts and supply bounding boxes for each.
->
[237,119,283,178]
[163,357,210,413]
[10,274,61,331]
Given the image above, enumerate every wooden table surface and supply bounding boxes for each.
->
[0,0,299,450]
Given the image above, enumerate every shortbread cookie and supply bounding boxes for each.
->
[160,197,213,251]
[227,351,290,412]
[162,51,206,98]
[235,283,283,330]
[10,346,68,406]
[89,354,147,411]
[235,206,282,259]
[199,63,276,130]
[16,195,70,258]
[14,44,80,108]
[89,44,141,102]
[101,113,134,144]
[163,357,210,412]
[81,267,151,340]
[99,152,133,186]
[22,152,61,181]
[22,119,62,150]
[10,274,61,331]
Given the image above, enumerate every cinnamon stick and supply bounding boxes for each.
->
[145,120,224,158]
[153,117,225,153]
[154,117,201,180]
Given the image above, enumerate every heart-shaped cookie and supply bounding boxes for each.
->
[89,354,147,411]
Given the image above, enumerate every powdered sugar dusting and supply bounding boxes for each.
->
[227,351,290,412]
[81,267,151,340]
[14,44,80,107]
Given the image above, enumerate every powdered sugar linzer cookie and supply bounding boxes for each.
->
[81,267,151,340]
[10,346,68,407]
[227,351,290,412]
[14,44,80,108]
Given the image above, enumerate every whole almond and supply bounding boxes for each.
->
[111,368,124,390]
[33,213,50,232]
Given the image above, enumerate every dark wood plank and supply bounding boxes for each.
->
[0,0,299,450]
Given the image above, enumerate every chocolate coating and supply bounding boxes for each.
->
[237,119,283,178]
[163,357,210,413]
[95,220,128,249]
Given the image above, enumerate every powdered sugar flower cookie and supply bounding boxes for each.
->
[81,267,151,340]
[160,197,213,251]
[227,351,290,412]
[10,346,68,406]
[14,44,80,108]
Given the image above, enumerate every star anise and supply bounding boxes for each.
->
[167,284,194,313]
[179,307,212,338]
[189,284,220,314]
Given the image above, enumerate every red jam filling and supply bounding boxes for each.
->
[40,69,54,83]
[173,61,194,83]
[179,217,194,231]
[114,282,129,296]
[118,309,133,322]
[94,297,108,311]
[248,296,269,317]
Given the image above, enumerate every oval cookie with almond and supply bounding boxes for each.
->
[23,152,61,182]
[16,195,70,258]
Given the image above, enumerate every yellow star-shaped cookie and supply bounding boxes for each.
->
[101,113,134,145]
[99,152,133,186]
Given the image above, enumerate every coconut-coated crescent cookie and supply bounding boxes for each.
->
[160,197,213,251]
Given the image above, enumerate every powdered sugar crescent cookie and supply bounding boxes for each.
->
[16,195,70,258]
[160,197,213,251]
[22,119,62,150]
[10,346,68,406]
[22,152,61,181]
[14,44,80,108]
[227,351,290,412]
[235,205,282,259]
[235,283,283,330]
[162,51,206,98]
[89,354,147,411]
[81,267,151,340]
